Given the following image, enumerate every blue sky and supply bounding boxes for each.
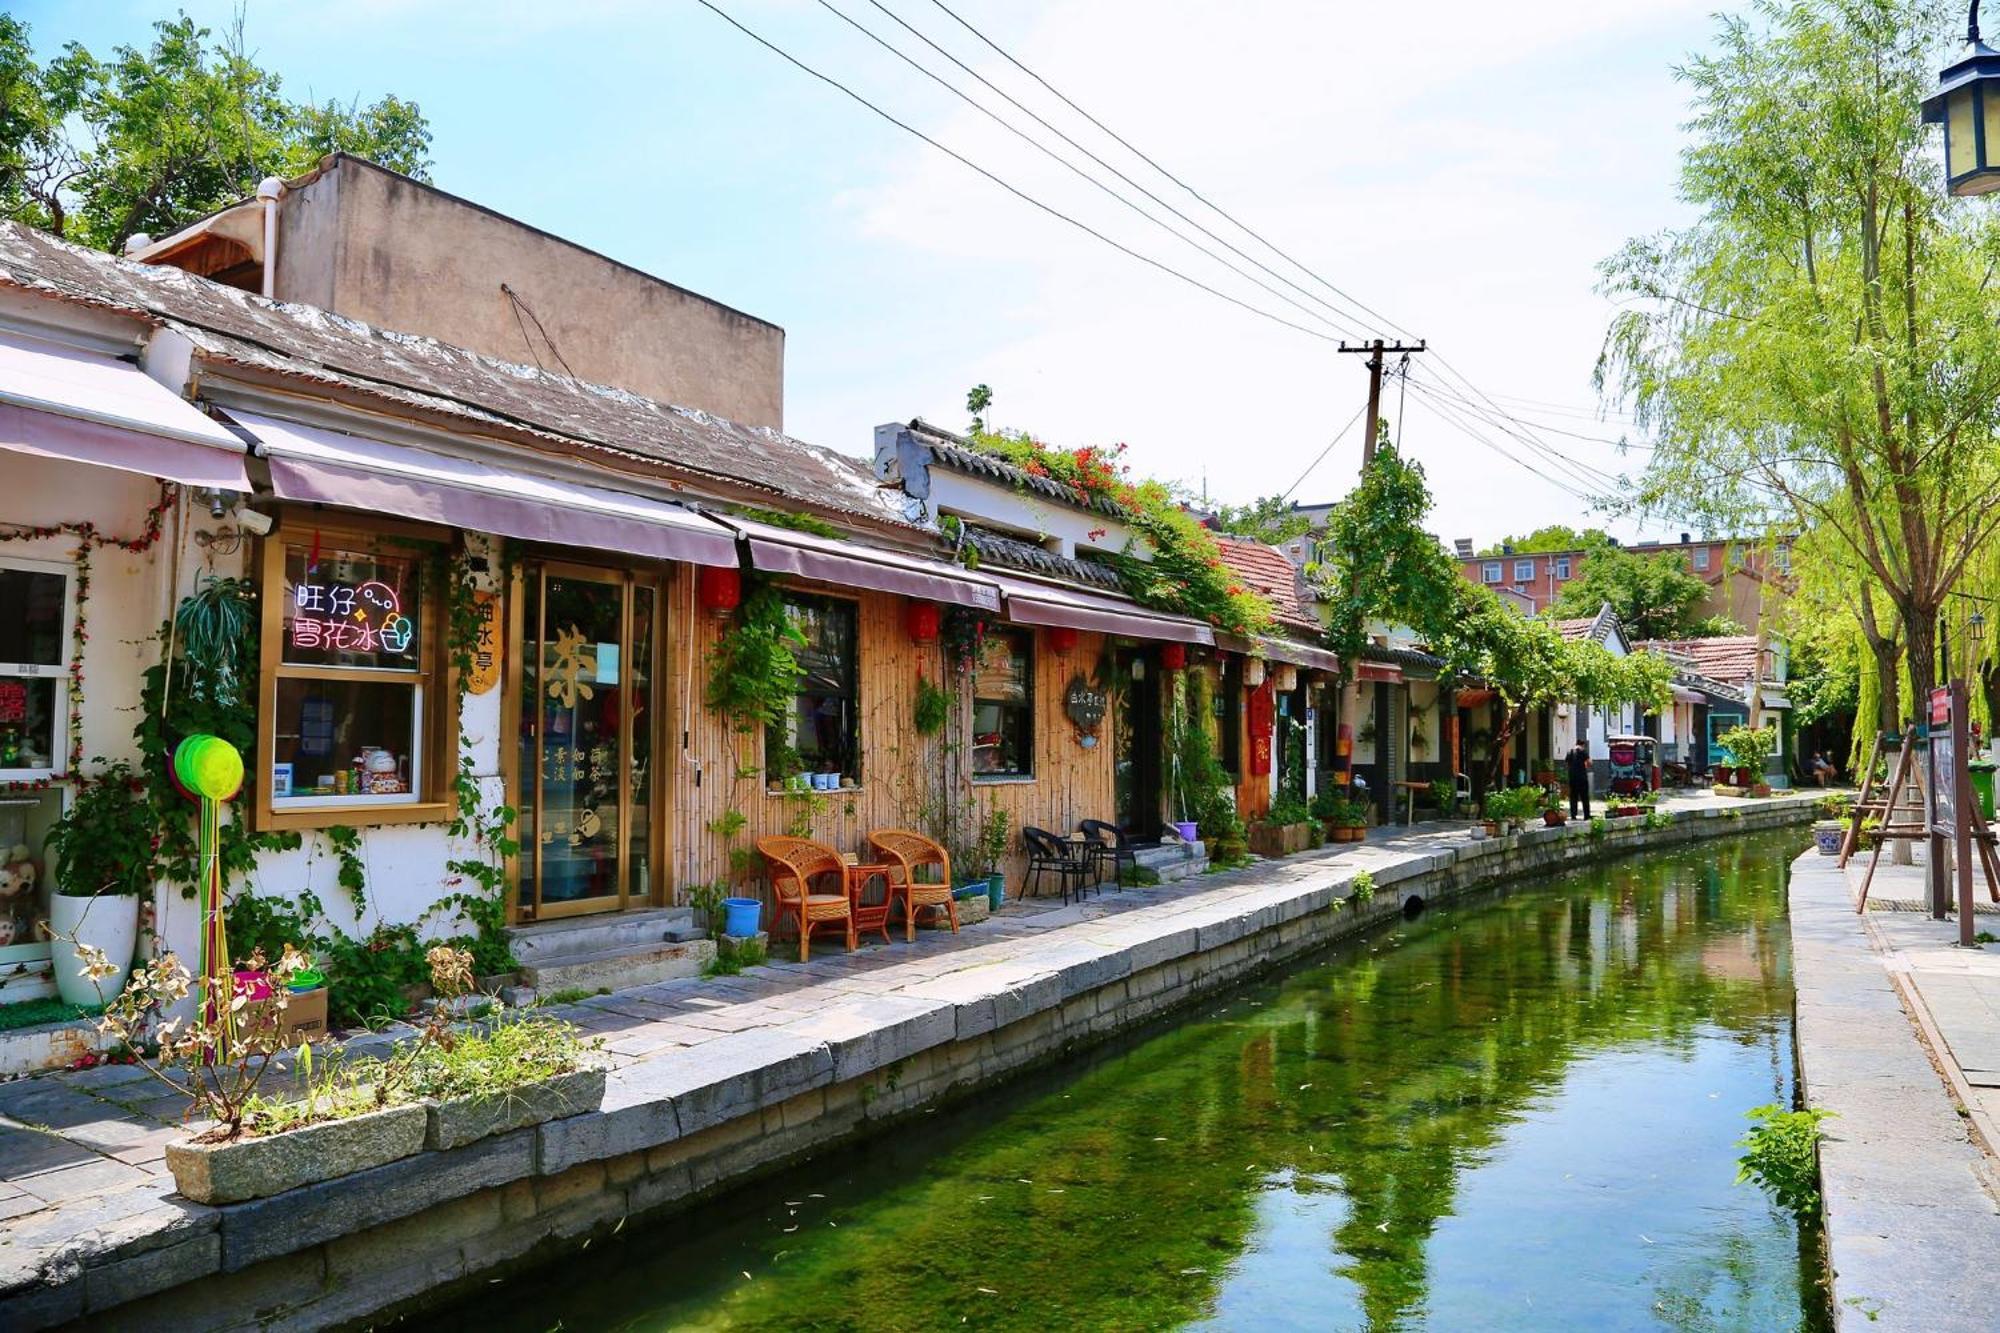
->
[16,0,1727,544]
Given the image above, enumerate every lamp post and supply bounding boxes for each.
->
[1923,2,2000,195]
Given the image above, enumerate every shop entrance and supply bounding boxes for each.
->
[1113,647,1162,840]
[513,562,661,922]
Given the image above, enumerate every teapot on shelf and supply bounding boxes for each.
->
[356,748,407,795]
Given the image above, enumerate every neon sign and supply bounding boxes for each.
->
[291,578,416,656]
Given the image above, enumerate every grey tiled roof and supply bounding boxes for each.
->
[962,526,1124,590]
[907,418,1124,517]
[0,221,905,525]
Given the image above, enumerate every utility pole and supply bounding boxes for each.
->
[1339,338,1426,471]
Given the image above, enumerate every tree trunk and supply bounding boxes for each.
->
[1868,636,1902,733]
[1905,608,1938,710]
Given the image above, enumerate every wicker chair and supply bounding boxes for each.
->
[866,828,961,942]
[757,836,858,962]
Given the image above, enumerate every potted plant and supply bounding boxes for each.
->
[42,760,154,1007]
[1542,790,1567,827]
[405,1011,606,1152]
[979,806,1010,910]
[1311,789,1366,843]
[1813,820,1846,855]
[1429,779,1457,820]
[1717,724,1778,797]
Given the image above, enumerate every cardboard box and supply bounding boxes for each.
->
[242,986,329,1049]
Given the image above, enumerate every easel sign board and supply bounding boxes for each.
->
[1931,687,1957,837]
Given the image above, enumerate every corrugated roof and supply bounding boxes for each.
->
[0,221,904,527]
[1214,535,1319,633]
[1637,635,1763,684]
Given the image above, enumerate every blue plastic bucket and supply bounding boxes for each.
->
[722,897,762,938]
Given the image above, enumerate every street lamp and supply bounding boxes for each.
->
[1973,610,1987,645]
[1923,3,2000,195]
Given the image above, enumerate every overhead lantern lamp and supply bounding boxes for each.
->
[1972,610,1987,644]
[1923,3,2000,195]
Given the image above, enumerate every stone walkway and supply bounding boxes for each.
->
[0,789,1810,1314]
[1790,845,2000,1331]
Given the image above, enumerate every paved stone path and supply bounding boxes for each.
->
[0,789,1803,1309]
[1790,846,2000,1331]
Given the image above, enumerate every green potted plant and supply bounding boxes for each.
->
[1541,789,1566,827]
[979,806,1010,911]
[42,760,155,1007]
[1718,724,1778,797]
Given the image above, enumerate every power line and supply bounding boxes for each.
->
[1406,362,1624,492]
[1402,382,1600,504]
[1281,400,1370,501]
[694,0,1345,344]
[814,0,1357,339]
[865,0,1374,341]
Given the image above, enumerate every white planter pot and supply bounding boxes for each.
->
[48,892,140,1008]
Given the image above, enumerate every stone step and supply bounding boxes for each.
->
[517,937,716,994]
[505,907,700,966]
[1134,839,1205,871]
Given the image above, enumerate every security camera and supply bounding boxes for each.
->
[209,490,228,520]
[237,508,274,537]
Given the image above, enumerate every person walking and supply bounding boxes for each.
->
[1566,739,1593,819]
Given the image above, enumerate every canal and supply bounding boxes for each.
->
[437,829,1830,1331]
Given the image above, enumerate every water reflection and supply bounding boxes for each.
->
[436,831,1827,1332]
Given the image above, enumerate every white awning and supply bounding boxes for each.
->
[232,410,740,567]
[0,329,249,489]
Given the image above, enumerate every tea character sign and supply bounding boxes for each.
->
[1064,674,1108,748]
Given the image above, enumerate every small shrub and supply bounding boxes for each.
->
[1589,816,1608,838]
[537,986,601,1008]
[1736,1103,1833,1214]
[1350,870,1376,904]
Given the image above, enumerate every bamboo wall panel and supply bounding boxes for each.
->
[664,576,1117,910]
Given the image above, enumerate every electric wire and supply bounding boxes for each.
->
[1280,400,1370,502]
[694,0,1345,344]
[814,0,1359,339]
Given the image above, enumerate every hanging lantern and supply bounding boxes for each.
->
[1160,642,1188,672]
[1924,10,2000,197]
[905,601,942,643]
[1048,626,1079,654]
[698,566,741,614]
[1244,657,1267,687]
[1274,664,1299,693]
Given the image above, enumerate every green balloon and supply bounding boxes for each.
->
[174,734,243,801]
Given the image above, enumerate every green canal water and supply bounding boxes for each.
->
[440,830,1830,1332]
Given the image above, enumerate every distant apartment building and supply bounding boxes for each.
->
[126,153,787,430]
[1452,532,1791,629]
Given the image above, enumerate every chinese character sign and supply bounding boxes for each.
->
[283,547,421,670]
[467,590,502,695]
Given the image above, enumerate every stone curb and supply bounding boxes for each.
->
[5,794,1821,1331]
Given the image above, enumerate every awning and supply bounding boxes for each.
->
[989,572,1214,644]
[1671,685,1705,705]
[233,410,739,567]
[0,329,249,489]
[1759,688,1793,710]
[1214,632,1340,674]
[1356,661,1403,685]
[722,515,1000,612]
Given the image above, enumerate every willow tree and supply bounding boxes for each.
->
[1598,0,2000,709]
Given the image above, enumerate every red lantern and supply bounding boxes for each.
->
[698,566,741,614]
[1160,642,1187,672]
[1048,626,1079,654]
[905,601,941,643]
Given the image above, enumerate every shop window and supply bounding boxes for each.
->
[1218,657,1242,777]
[772,594,859,783]
[0,560,71,778]
[0,788,61,987]
[257,521,448,828]
[972,629,1033,779]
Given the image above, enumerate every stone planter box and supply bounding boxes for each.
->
[164,1102,427,1204]
[424,1066,606,1152]
[1248,822,1312,858]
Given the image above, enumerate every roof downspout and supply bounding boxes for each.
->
[256,176,284,300]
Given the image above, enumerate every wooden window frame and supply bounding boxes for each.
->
[0,554,76,781]
[252,510,456,832]
[767,590,861,787]
[971,627,1035,782]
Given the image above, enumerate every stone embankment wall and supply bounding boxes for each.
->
[29,800,1817,1332]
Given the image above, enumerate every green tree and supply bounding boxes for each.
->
[1316,444,1464,670]
[1476,525,1615,557]
[965,383,992,433]
[1210,494,1313,545]
[0,12,430,250]
[1546,543,1711,640]
[1599,0,2000,707]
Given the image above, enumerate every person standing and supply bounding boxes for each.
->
[1566,739,1593,819]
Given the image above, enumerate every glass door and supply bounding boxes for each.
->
[516,563,659,921]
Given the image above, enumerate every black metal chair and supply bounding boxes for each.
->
[1023,826,1093,905]
[1078,819,1137,891]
